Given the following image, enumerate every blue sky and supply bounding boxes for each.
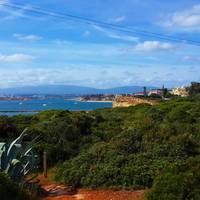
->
[0,0,200,88]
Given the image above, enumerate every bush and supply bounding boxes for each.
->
[0,172,32,200]
[146,156,200,200]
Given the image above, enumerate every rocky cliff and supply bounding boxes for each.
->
[113,96,156,108]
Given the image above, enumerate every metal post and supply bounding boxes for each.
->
[43,151,47,178]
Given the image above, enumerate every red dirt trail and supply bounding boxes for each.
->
[38,173,145,200]
[42,183,145,200]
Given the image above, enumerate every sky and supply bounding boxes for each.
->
[0,0,200,88]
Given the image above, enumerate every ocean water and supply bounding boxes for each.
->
[0,98,112,116]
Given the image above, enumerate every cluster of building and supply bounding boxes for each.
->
[134,88,165,98]
[113,85,191,108]
[0,95,31,101]
[170,87,189,97]
[134,85,189,98]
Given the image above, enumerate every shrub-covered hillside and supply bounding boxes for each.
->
[0,96,200,199]
[55,97,200,190]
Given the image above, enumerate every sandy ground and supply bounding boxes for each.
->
[42,183,145,200]
[37,172,145,200]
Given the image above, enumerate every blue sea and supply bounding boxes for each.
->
[0,98,112,116]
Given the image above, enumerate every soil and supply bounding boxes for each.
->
[37,173,146,200]
[42,183,145,200]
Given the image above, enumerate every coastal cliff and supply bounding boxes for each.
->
[113,96,156,108]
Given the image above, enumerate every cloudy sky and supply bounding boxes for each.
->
[0,0,200,88]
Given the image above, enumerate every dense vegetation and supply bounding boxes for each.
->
[0,95,200,199]
[188,82,200,96]
[146,156,200,200]
[0,172,32,200]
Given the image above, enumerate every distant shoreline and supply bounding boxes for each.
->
[0,110,39,113]
[67,98,113,103]
[79,100,113,103]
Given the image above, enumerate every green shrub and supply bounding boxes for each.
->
[146,156,200,200]
[0,172,32,200]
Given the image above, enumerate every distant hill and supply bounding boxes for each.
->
[0,85,156,95]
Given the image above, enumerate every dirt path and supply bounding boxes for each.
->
[36,173,145,200]
[42,183,145,200]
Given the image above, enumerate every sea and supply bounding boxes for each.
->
[0,98,112,116]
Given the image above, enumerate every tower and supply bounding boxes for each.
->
[144,86,147,97]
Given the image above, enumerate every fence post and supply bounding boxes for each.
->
[43,151,47,178]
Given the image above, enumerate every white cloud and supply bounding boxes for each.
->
[0,66,130,88]
[183,55,200,62]
[0,39,196,88]
[163,4,200,31]
[0,53,35,62]
[13,33,42,41]
[0,2,29,20]
[0,63,197,88]
[106,32,139,42]
[0,2,44,21]
[0,0,9,6]
[83,30,91,37]
[0,0,10,12]
[0,0,8,6]
[93,25,139,42]
[134,41,175,52]
[112,16,126,23]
